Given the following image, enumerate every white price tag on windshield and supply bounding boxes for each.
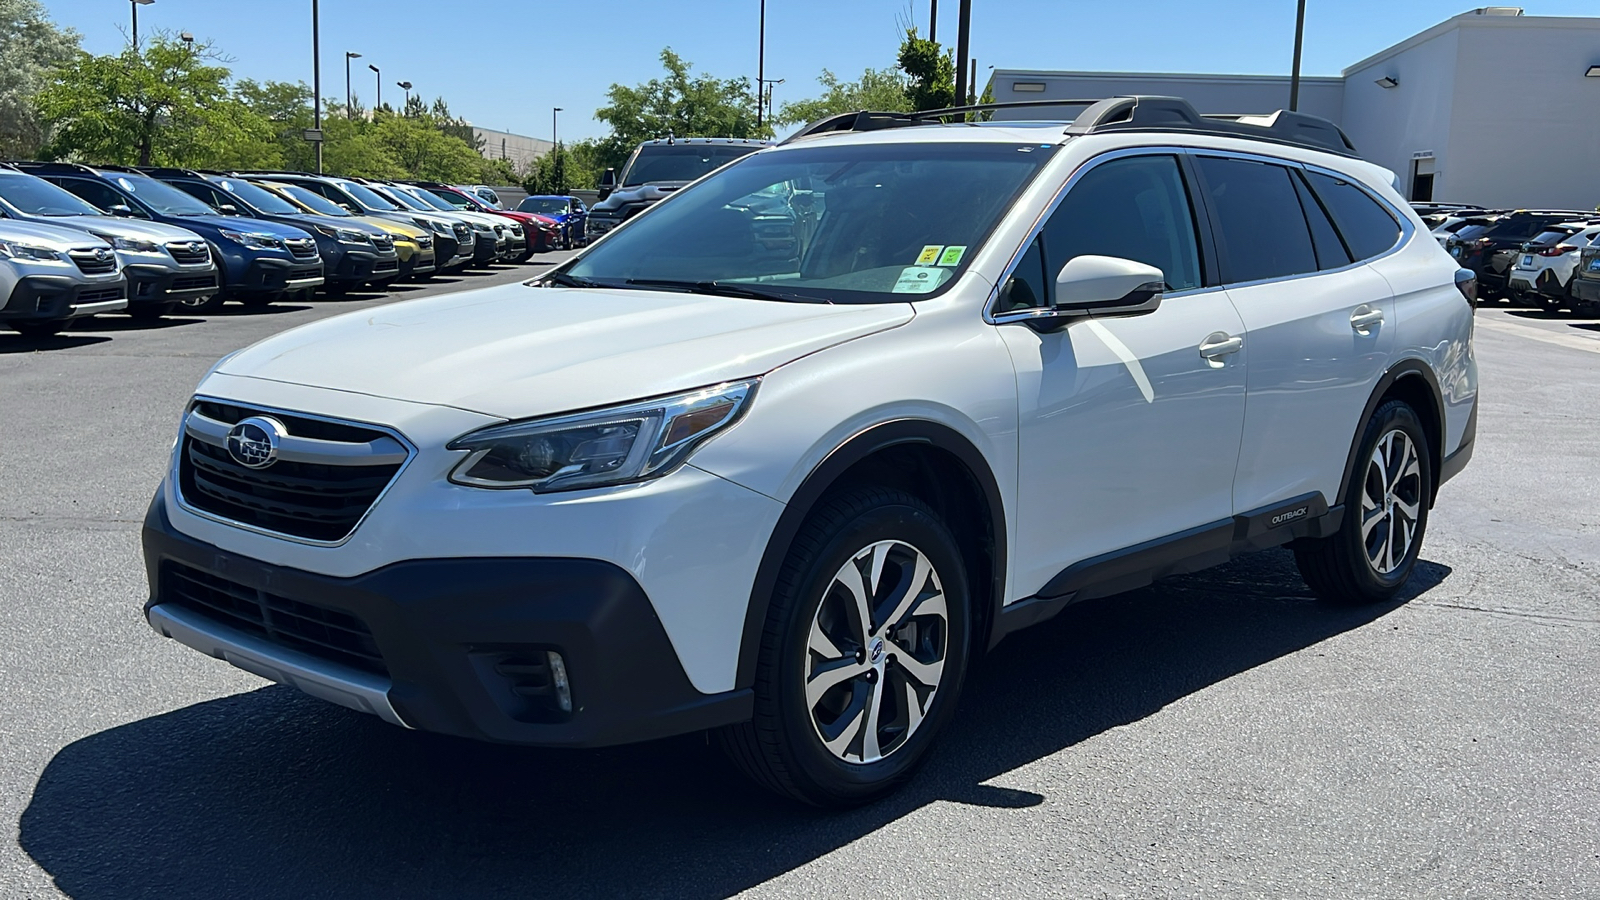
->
[893,266,944,294]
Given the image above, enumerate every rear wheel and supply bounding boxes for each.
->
[1294,399,1431,604]
[719,487,970,807]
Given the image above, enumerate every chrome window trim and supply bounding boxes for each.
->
[983,145,1417,323]
[171,395,419,548]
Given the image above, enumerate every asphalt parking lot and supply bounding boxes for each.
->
[1,277,1596,899]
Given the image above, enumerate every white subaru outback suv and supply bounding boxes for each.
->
[142,97,1478,806]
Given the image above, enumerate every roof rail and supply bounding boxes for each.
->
[782,95,1360,158]
[7,160,99,174]
[135,166,206,179]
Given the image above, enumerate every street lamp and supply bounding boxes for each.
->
[756,0,766,129]
[552,107,563,147]
[179,32,193,53]
[131,0,154,50]
[311,0,322,173]
[369,63,381,112]
[397,81,412,111]
[345,52,361,118]
[759,78,785,125]
[1289,0,1308,111]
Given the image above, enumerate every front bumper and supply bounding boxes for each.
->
[124,263,219,308]
[1,274,127,322]
[398,249,436,279]
[232,256,325,296]
[329,249,383,285]
[142,493,751,747]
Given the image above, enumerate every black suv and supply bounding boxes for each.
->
[1446,210,1592,300]
[586,137,770,242]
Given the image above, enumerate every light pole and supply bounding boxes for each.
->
[312,0,322,173]
[756,0,765,129]
[368,63,381,113]
[131,0,154,50]
[929,0,938,43]
[759,78,784,125]
[953,0,971,111]
[397,81,412,111]
[345,52,361,118]
[552,107,563,147]
[1289,0,1307,111]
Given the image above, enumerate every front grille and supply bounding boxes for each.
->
[167,242,210,265]
[75,286,125,304]
[416,235,433,249]
[287,265,321,282]
[163,562,388,676]
[171,274,218,292]
[285,238,318,260]
[68,249,118,275]
[177,401,405,542]
[509,225,524,237]
[371,234,394,252]
[373,258,399,274]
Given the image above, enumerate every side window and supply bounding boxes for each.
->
[174,182,230,212]
[58,179,146,217]
[998,237,1048,311]
[1304,171,1402,261]
[1196,156,1317,284]
[1041,154,1202,293]
[1292,172,1352,270]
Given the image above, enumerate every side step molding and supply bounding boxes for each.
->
[991,493,1340,647]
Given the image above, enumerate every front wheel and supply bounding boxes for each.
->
[173,292,226,314]
[1294,399,1431,604]
[719,487,971,807]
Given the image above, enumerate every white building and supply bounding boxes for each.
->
[472,127,552,170]
[991,8,1600,209]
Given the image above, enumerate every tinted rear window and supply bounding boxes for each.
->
[1197,156,1316,284]
[1304,171,1400,261]
[1530,229,1577,244]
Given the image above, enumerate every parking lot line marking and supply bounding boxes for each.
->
[1475,317,1600,354]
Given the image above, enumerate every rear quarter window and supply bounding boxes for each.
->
[1304,171,1401,261]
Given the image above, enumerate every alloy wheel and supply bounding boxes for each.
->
[804,540,948,765]
[1360,429,1423,575]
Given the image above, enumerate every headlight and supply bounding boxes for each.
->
[447,380,758,492]
[0,240,61,261]
[218,229,284,250]
[415,217,450,236]
[313,224,371,244]
[473,223,494,233]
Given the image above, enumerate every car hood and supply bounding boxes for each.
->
[593,182,688,214]
[0,219,113,250]
[215,283,914,419]
[171,214,313,238]
[30,215,205,243]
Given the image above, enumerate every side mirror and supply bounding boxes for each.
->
[340,203,358,213]
[218,203,240,215]
[107,204,134,217]
[597,168,616,201]
[1053,255,1164,317]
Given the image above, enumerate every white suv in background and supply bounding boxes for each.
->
[141,97,1478,807]
[1506,221,1600,310]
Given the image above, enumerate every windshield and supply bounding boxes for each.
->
[567,142,1056,304]
[110,173,217,216]
[264,183,348,216]
[341,182,401,211]
[0,172,105,216]
[518,197,570,215]
[371,186,429,212]
[621,144,762,187]
[432,189,481,211]
[213,178,301,216]
[405,188,460,212]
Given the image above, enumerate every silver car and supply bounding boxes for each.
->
[0,166,218,320]
[0,220,127,337]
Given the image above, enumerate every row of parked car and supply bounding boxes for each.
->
[0,161,589,337]
[1419,202,1600,316]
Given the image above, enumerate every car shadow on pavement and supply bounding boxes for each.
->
[0,334,111,353]
[72,316,204,333]
[218,304,312,317]
[18,549,1447,900]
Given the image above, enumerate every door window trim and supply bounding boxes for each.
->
[984,146,1416,324]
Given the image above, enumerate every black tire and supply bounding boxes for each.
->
[128,301,178,321]
[6,318,68,338]
[1294,399,1432,605]
[718,487,971,807]
[174,292,227,314]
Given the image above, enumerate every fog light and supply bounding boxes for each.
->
[547,650,572,713]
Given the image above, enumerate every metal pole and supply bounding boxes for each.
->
[1289,0,1307,111]
[953,0,971,110]
[929,0,937,43]
[756,0,766,129]
[131,1,137,49]
[345,55,351,118]
[553,107,562,147]
[374,68,381,112]
[312,0,322,173]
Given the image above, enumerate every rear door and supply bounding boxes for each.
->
[1192,155,1400,515]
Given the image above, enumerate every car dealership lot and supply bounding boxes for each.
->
[0,285,1596,897]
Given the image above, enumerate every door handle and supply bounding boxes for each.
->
[1198,332,1243,364]
[1350,306,1385,333]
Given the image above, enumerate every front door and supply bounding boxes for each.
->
[999,153,1248,598]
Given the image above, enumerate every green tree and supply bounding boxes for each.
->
[371,108,486,181]
[776,66,910,126]
[234,78,312,167]
[36,35,277,166]
[592,48,766,172]
[0,0,79,157]
[897,27,954,112]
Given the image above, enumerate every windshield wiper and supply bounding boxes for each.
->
[544,270,603,288]
[624,279,828,304]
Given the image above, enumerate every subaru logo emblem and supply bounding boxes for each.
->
[94,248,111,260]
[225,416,286,469]
[188,242,202,253]
[868,638,886,665]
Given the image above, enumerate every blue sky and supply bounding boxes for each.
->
[44,1,1589,143]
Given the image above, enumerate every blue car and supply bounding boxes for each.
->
[515,194,588,249]
[17,162,323,313]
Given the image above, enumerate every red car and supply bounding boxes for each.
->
[408,182,559,260]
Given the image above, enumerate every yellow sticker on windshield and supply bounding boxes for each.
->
[916,245,945,265]
[937,245,967,266]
